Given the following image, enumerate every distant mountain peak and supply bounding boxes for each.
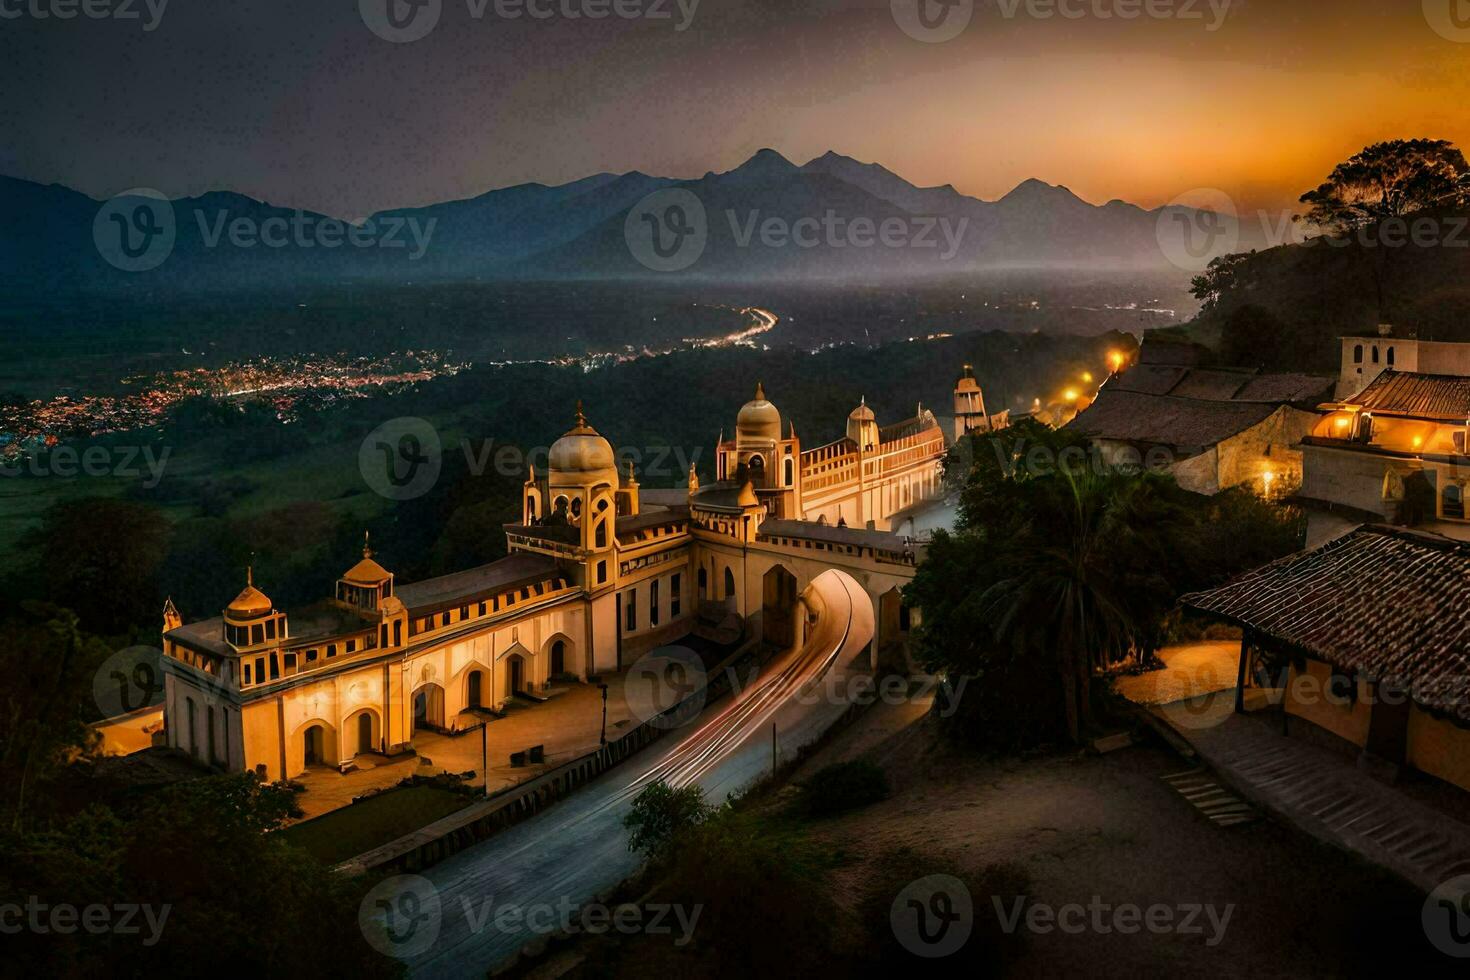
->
[999,178,1087,207]
[724,148,799,179]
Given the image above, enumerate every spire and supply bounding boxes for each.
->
[363,530,372,559]
[626,459,637,484]
[528,461,536,482]
[163,596,181,632]
[246,564,253,588]
[688,463,700,495]
[754,381,766,401]
[574,399,587,429]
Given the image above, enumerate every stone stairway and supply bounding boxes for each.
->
[1161,767,1260,827]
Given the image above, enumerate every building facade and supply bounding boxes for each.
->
[160,381,959,780]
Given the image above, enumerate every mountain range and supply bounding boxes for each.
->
[0,149,1255,301]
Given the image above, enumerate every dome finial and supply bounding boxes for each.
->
[363,530,372,559]
[755,381,766,401]
[574,399,587,428]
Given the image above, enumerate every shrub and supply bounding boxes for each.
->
[623,780,713,859]
[656,809,838,974]
[796,759,890,817]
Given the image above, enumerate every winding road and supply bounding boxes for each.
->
[402,569,874,977]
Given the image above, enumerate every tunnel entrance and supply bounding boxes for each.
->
[761,565,799,650]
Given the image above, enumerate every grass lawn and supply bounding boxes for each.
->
[277,784,474,866]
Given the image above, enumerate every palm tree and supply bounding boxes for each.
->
[980,469,1134,743]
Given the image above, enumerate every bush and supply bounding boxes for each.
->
[623,780,714,859]
[796,759,890,817]
[655,810,838,974]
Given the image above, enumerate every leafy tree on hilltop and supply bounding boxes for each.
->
[1298,139,1469,232]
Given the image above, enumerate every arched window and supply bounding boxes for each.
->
[1387,346,1395,366]
[1353,344,1363,364]
[594,499,609,548]
[570,497,583,522]
[784,456,794,486]
[697,567,708,599]
[723,567,736,599]
[1372,346,1380,364]
[1445,484,1465,519]
[526,495,537,521]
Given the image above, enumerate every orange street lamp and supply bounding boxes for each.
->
[1064,388,1079,402]
[1108,351,1125,372]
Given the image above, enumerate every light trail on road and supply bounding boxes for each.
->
[404,569,872,978]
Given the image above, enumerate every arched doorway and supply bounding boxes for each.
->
[723,566,736,605]
[507,654,526,696]
[304,724,325,766]
[748,454,766,487]
[357,712,373,753]
[412,683,445,733]
[698,567,708,600]
[762,565,799,649]
[466,669,484,709]
[551,639,565,675]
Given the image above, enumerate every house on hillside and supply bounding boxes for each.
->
[1300,337,1470,547]
[1183,524,1470,796]
[1335,324,1470,399]
[1064,343,1332,495]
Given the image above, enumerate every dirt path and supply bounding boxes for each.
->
[795,701,1449,978]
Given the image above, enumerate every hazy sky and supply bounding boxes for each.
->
[4,0,1467,217]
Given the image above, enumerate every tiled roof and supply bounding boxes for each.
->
[879,410,942,442]
[1065,388,1280,451]
[1234,373,1334,404]
[1168,369,1253,401]
[757,518,913,552]
[1107,365,1330,405]
[394,552,561,612]
[1181,525,1470,723]
[1111,364,1189,395]
[1347,371,1470,421]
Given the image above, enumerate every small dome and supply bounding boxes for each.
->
[226,579,273,621]
[343,556,392,585]
[343,533,391,585]
[549,401,618,487]
[736,382,781,446]
[849,397,875,422]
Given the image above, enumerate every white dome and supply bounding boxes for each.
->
[549,403,618,487]
[736,382,781,447]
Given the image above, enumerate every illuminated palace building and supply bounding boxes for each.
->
[160,378,968,779]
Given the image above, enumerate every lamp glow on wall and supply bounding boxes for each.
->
[1109,351,1124,373]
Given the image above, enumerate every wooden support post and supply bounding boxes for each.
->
[1234,630,1250,714]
